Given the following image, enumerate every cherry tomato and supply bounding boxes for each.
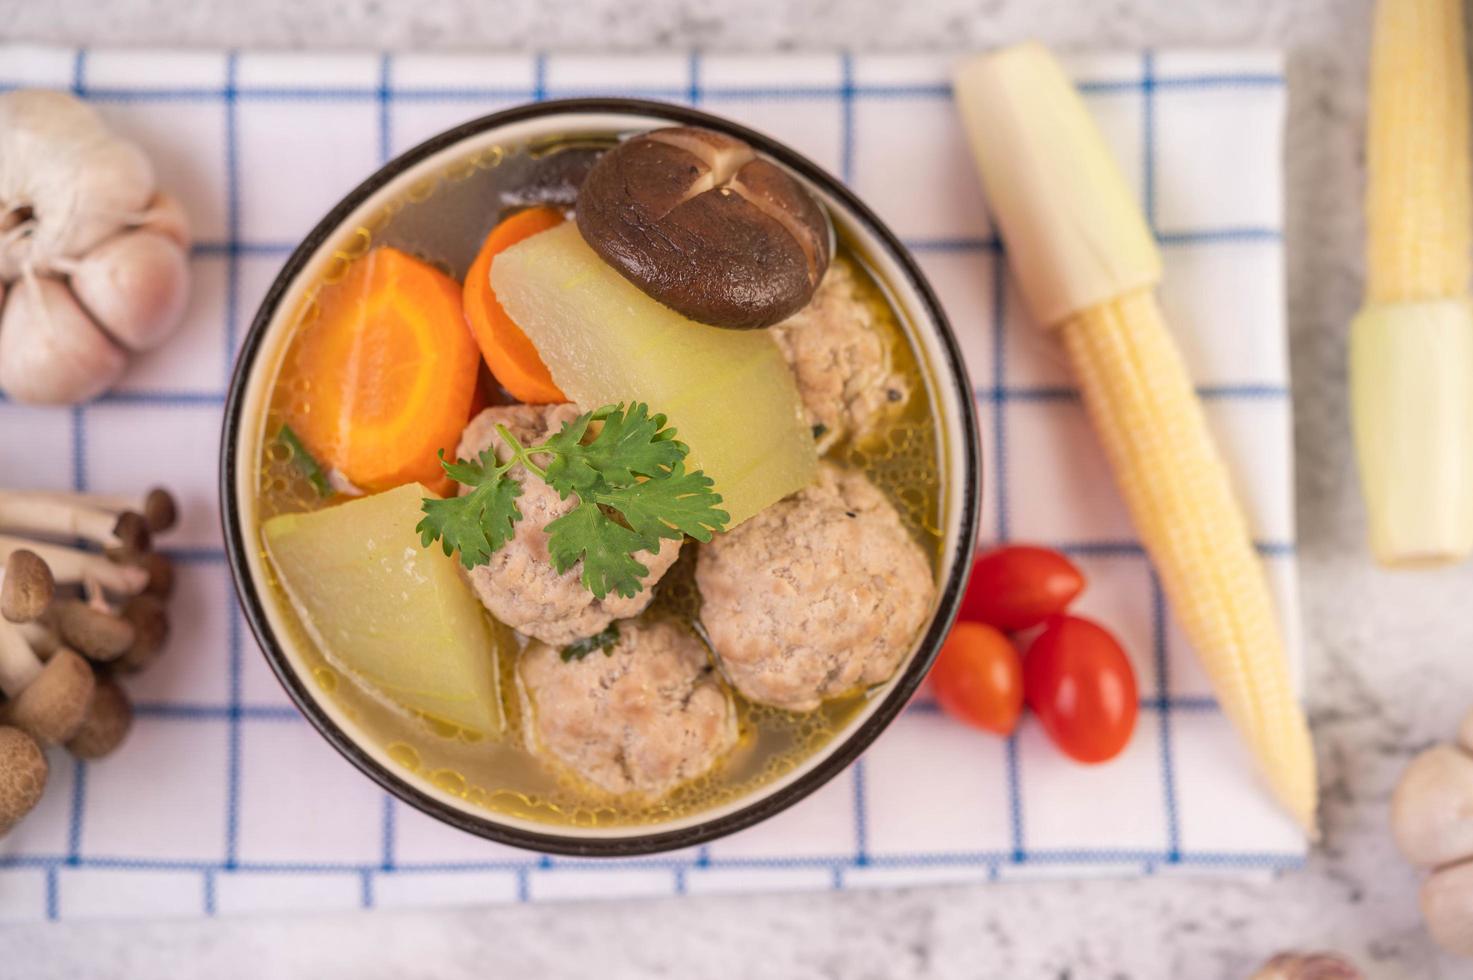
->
[929,621,1024,735]
[1023,615,1138,763]
[960,545,1085,632]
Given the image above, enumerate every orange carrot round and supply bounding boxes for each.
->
[464,207,567,403]
[284,246,479,493]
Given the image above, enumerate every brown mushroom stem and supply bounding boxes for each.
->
[0,725,47,837]
[0,490,143,550]
[0,619,42,694]
[22,488,176,533]
[16,622,58,658]
[0,535,147,595]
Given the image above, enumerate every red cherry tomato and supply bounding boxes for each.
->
[1023,615,1138,763]
[960,545,1085,632]
[929,621,1024,735]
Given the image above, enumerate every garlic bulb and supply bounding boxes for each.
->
[0,89,191,404]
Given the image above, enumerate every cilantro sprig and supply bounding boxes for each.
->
[417,403,729,600]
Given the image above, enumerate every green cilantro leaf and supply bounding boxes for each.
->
[561,622,621,662]
[417,402,727,600]
[544,500,651,600]
[417,451,523,570]
[590,462,729,547]
[542,403,686,495]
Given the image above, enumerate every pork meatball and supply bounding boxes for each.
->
[769,257,909,447]
[457,404,681,646]
[697,463,934,711]
[519,619,738,798]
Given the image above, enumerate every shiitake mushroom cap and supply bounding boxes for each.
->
[575,126,832,330]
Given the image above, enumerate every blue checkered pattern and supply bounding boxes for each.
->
[0,46,1304,920]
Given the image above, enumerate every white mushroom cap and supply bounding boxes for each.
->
[0,276,127,404]
[69,229,189,352]
[0,725,47,837]
[1392,744,1473,869]
[1423,860,1473,958]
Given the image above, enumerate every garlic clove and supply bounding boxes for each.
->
[1392,744,1473,869]
[1458,706,1473,755]
[36,137,156,266]
[139,192,191,250]
[0,91,155,279]
[70,230,190,352]
[1422,860,1473,957]
[0,277,126,404]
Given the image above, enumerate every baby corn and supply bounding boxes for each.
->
[954,43,1317,833]
[1351,0,1473,567]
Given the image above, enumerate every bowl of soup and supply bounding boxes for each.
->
[221,99,980,856]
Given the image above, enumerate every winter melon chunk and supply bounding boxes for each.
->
[263,483,503,734]
[490,222,817,526]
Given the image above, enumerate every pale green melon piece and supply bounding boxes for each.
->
[263,483,503,734]
[491,222,818,526]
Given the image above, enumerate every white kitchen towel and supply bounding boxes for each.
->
[0,46,1303,921]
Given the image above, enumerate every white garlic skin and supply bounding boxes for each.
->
[140,192,192,250]
[0,91,155,280]
[70,230,190,352]
[1251,952,1362,979]
[1392,744,1473,870]
[1423,861,1473,958]
[0,277,127,404]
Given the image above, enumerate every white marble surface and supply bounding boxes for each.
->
[3,0,1470,977]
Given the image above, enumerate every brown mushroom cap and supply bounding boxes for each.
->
[142,488,177,534]
[575,126,832,329]
[0,725,47,837]
[138,551,173,600]
[66,676,132,759]
[1,549,54,623]
[113,594,168,673]
[51,599,136,662]
[2,648,95,744]
[111,511,151,556]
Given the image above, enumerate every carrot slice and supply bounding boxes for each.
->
[464,207,567,403]
[283,246,479,493]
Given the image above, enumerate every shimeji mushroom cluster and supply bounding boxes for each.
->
[0,90,191,405]
[0,487,177,836]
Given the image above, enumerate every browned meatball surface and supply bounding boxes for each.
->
[518,619,738,798]
[696,463,935,711]
[457,404,681,647]
[769,257,909,447]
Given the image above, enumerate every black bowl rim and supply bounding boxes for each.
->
[220,97,982,858]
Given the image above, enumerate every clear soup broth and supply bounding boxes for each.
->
[251,133,947,829]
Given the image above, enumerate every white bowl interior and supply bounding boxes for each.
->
[233,110,974,842]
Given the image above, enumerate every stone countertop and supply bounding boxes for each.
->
[4,0,1470,977]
